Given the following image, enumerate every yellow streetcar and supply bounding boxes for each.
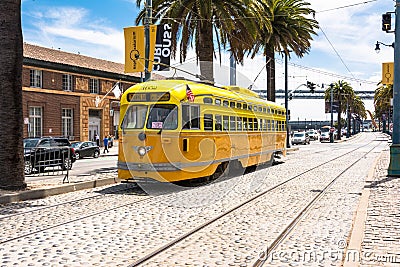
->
[118,79,287,183]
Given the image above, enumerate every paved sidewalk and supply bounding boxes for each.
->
[344,147,400,266]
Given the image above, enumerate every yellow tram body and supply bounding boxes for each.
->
[118,79,286,182]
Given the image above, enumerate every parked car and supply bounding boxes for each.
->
[70,141,100,159]
[23,137,76,175]
[320,132,330,142]
[306,130,319,141]
[291,132,310,145]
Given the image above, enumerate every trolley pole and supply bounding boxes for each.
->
[144,0,152,81]
[284,53,291,148]
[388,0,400,176]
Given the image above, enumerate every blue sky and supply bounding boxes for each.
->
[21,0,395,120]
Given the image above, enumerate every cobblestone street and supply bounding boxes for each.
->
[0,132,397,267]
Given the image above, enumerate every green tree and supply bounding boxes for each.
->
[250,0,318,101]
[0,0,26,190]
[374,83,393,120]
[135,0,259,82]
[325,80,354,140]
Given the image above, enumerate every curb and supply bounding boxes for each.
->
[0,177,119,205]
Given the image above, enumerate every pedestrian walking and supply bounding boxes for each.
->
[103,136,109,153]
[95,134,100,146]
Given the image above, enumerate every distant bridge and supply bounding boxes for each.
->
[254,89,375,99]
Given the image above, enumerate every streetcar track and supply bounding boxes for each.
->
[253,138,384,266]
[0,193,155,245]
[0,183,138,220]
[128,133,383,266]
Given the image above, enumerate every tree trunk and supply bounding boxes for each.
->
[266,47,275,102]
[0,0,26,190]
[197,23,214,82]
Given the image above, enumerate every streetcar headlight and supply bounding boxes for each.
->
[138,146,147,156]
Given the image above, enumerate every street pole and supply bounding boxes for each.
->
[284,53,290,148]
[144,0,152,81]
[388,0,400,176]
[330,83,334,143]
[230,54,236,86]
[346,101,350,138]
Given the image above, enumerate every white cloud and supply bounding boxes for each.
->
[24,6,125,62]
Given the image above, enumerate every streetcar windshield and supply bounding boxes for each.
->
[121,105,148,129]
[147,104,178,130]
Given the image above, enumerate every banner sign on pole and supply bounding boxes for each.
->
[124,25,157,73]
[153,24,172,71]
[382,62,394,85]
[325,101,339,113]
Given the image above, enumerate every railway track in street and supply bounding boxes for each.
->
[252,140,383,266]
[128,133,385,266]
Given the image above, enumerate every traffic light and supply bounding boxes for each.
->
[289,92,293,100]
[382,13,391,32]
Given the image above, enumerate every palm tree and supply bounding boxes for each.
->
[250,0,319,101]
[325,80,354,140]
[374,83,393,120]
[0,0,26,190]
[135,0,260,82]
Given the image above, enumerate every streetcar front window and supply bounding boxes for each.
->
[147,104,178,130]
[121,105,148,129]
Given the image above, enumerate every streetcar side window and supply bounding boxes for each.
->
[215,115,222,131]
[237,117,242,131]
[223,116,229,131]
[243,117,248,130]
[182,105,200,129]
[243,104,247,110]
[223,100,229,107]
[215,99,221,105]
[204,114,213,131]
[230,102,236,108]
[248,118,253,131]
[237,103,242,109]
[230,116,236,131]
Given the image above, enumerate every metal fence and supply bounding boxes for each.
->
[24,146,73,183]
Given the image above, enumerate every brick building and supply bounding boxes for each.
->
[22,43,162,142]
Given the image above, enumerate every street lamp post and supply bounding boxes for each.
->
[388,0,400,176]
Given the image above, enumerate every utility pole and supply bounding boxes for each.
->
[284,53,290,148]
[144,0,152,81]
[330,83,334,143]
[389,0,400,176]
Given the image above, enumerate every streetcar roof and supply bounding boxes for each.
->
[121,79,285,111]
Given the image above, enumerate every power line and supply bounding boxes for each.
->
[317,0,379,13]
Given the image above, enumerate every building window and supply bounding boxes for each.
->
[29,107,42,137]
[89,78,100,94]
[62,108,73,137]
[30,69,42,88]
[62,74,74,91]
